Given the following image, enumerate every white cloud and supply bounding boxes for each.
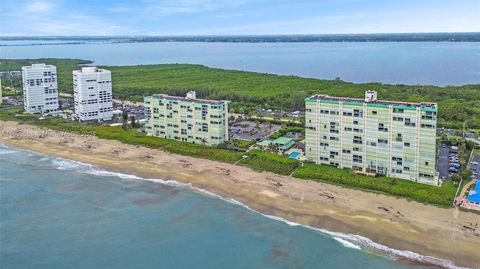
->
[25,0,55,13]
[107,6,129,13]
[143,0,248,15]
[187,13,370,35]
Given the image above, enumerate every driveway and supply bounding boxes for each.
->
[437,146,450,179]
[470,155,480,179]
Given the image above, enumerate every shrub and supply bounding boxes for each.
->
[293,163,457,207]
[239,150,300,175]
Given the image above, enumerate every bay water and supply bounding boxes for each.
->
[1,41,479,86]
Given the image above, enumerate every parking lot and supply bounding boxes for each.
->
[437,145,461,179]
[229,120,281,141]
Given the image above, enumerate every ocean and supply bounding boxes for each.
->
[1,41,479,86]
[0,145,458,269]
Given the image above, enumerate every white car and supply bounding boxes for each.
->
[471,161,479,165]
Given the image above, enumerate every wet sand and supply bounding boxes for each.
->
[1,120,479,268]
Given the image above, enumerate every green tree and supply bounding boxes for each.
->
[122,109,129,130]
[129,115,136,128]
[451,174,462,184]
[460,169,472,181]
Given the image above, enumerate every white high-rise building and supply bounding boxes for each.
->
[73,67,113,122]
[21,63,59,114]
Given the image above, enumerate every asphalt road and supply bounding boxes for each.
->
[437,146,450,179]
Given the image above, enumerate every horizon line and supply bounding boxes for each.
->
[1,32,479,38]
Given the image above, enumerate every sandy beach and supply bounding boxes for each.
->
[1,120,479,268]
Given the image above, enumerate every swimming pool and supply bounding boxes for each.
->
[288,151,301,159]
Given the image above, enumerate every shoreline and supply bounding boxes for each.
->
[1,120,479,268]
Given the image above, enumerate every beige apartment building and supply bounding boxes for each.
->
[144,91,229,146]
[305,90,439,185]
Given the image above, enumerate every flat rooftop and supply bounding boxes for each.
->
[73,67,110,74]
[148,94,228,105]
[307,94,437,110]
[22,63,55,69]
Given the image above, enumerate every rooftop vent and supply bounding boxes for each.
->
[365,90,377,102]
[186,91,196,99]
[81,66,99,73]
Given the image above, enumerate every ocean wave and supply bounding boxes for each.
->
[143,178,466,268]
[0,147,470,269]
[51,159,144,181]
[0,149,17,155]
[51,158,91,170]
[141,178,467,269]
[85,169,142,180]
[143,178,193,188]
[333,237,362,250]
[0,146,17,155]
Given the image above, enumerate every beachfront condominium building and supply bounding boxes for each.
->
[21,63,59,114]
[144,91,229,146]
[73,67,113,122]
[305,90,439,185]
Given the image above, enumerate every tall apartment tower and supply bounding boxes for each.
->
[144,91,229,146]
[73,67,113,122]
[21,63,59,113]
[305,91,439,185]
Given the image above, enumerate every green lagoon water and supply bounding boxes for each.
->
[0,145,457,268]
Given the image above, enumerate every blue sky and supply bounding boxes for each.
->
[1,0,479,36]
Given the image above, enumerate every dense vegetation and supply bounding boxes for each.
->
[293,163,458,207]
[0,58,92,92]
[231,139,255,149]
[1,58,479,128]
[270,126,304,140]
[0,110,243,164]
[239,150,300,175]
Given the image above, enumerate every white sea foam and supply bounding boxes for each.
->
[51,158,90,170]
[333,237,362,250]
[85,169,142,180]
[0,148,16,155]
[143,178,193,188]
[137,176,470,268]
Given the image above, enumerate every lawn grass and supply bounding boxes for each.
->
[293,163,458,207]
[232,139,255,149]
[269,126,304,140]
